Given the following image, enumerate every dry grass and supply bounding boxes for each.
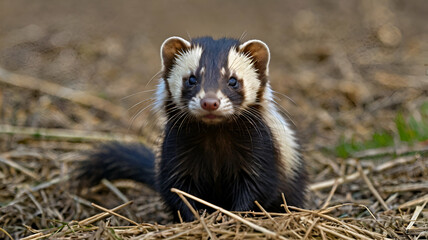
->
[0,130,426,239]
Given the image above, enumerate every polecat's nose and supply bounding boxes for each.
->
[200,93,220,111]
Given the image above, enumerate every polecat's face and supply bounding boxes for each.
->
[159,37,270,124]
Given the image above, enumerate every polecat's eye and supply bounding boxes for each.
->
[228,77,238,88]
[188,76,197,85]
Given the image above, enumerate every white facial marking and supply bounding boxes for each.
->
[220,67,226,76]
[188,89,234,124]
[152,79,168,127]
[154,79,167,113]
[227,48,260,106]
[167,46,203,106]
[188,88,204,116]
[216,90,234,116]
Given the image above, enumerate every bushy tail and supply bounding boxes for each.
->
[74,142,156,189]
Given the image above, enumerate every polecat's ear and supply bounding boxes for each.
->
[238,40,270,75]
[160,36,191,70]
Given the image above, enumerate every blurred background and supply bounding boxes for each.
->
[0,0,428,146]
[1,0,427,143]
[0,0,427,238]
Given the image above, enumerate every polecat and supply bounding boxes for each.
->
[77,36,307,222]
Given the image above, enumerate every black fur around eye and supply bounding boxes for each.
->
[228,77,238,88]
[188,76,197,86]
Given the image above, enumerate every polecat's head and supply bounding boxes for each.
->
[158,36,270,124]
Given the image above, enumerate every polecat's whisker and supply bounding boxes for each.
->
[127,98,156,111]
[145,70,163,88]
[128,101,157,130]
[272,90,297,105]
[121,89,157,100]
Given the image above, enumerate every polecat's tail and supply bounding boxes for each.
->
[74,143,156,189]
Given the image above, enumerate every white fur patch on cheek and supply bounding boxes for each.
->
[167,46,203,105]
[188,97,200,115]
[188,89,205,115]
[227,49,260,106]
[216,91,234,115]
[151,79,168,126]
[188,90,234,117]
[154,79,167,113]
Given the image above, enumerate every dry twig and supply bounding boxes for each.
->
[171,188,287,240]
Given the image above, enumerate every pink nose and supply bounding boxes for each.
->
[200,97,220,111]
